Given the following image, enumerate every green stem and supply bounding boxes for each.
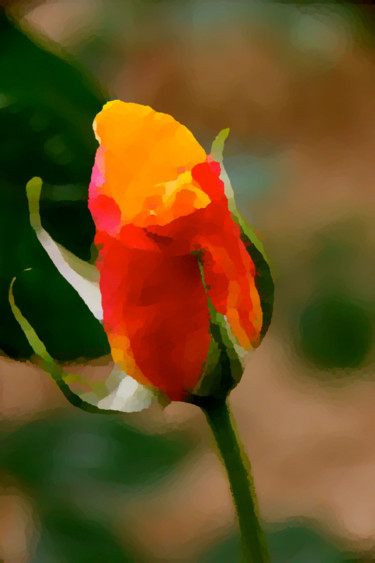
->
[201,399,269,562]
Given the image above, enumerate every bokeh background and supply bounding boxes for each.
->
[1,1,375,561]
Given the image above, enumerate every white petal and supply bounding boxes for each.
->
[26,177,103,321]
[36,229,103,321]
[97,370,157,413]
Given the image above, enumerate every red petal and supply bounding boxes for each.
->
[191,160,224,201]
[98,226,211,400]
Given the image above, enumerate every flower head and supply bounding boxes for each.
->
[89,101,272,402]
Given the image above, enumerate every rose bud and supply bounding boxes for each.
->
[88,101,273,404]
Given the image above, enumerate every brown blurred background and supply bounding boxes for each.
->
[1,1,375,561]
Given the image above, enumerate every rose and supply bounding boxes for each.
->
[13,102,273,560]
[14,101,272,413]
[88,101,272,403]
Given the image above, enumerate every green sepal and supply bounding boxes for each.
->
[9,275,158,414]
[235,210,274,342]
[191,131,275,402]
[193,303,243,401]
[210,130,274,343]
[9,276,109,413]
[189,259,243,403]
[26,176,100,285]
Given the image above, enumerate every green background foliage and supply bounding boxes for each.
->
[0,10,107,359]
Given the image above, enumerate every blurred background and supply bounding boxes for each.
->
[1,0,375,561]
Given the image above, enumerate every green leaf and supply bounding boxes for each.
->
[12,267,108,362]
[298,292,372,370]
[0,11,104,190]
[33,506,135,563]
[0,412,192,562]
[0,10,105,358]
[266,525,356,563]
[200,525,357,562]
[0,412,192,495]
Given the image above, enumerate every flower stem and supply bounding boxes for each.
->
[201,399,269,562]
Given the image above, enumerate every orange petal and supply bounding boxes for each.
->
[92,101,206,224]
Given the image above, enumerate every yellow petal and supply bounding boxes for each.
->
[93,101,207,224]
[133,171,211,227]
